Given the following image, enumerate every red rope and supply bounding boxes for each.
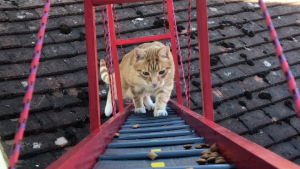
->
[105,5,117,116]
[259,0,300,117]
[170,0,189,107]
[101,5,111,79]
[187,0,192,109]
[163,0,167,45]
[8,1,51,168]
[112,4,125,56]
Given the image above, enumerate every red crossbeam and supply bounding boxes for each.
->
[93,0,153,5]
[115,34,171,45]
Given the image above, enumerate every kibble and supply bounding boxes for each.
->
[209,152,220,158]
[210,143,219,152]
[195,143,210,149]
[201,150,211,155]
[132,124,139,129]
[207,157,216,163]
[215,158,227,164]
[200,153,210,159]
[113,133,119,138]
[183,144,192,149]
[147,152,158,160]
[195,145,202,149]
[216,156,225,160]
[196,158,207,164]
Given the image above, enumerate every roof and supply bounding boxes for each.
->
[0,0,300,168]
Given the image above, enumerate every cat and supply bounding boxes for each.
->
[99,41,174,117]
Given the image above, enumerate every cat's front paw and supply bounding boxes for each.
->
[145,102,155,111]
[154,109,168,117]
[135,107,146,114]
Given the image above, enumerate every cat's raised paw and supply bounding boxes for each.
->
[135,107,146,114]
[154,110,168,117]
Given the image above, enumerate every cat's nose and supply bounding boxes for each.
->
[152,83,157,87]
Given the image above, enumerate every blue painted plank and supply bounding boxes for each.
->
[113,134,199,143]
[99,149,208,160]
[103,142,206,154]
[118,124,190,133]
[129,111,176,117]
[108,137,204,148]
[93,156,235,169]
[122,120,185,128]
[123,164,236,169]
[126,114,178,121]
[124,117,182,124]
[118,130,194,140]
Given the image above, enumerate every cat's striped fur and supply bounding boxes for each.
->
[99,41,174,117]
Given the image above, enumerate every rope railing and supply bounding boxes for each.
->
[8,1,51,168]
[170,0,190,108]
[112,4,125,56]
[259,0,300,117]
[105,5,117,116]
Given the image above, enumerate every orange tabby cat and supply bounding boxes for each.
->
[100,41,174,117]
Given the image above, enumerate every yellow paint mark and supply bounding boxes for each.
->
[151,149,161,152]
[151,162,165,167]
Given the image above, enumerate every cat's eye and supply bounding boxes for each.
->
[159,70,165,75]
[142,72,149,76]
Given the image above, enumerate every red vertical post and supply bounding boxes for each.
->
[166,0,183,105]
[107,4,124,113]
[196,0,214,121]
[84,0,101,131]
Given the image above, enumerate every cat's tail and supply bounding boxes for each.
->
[100,59,110,84]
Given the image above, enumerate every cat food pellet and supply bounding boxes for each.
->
[163,125,167,127]
[203,143,210,148]
[207,157,216,163]
[132,124,139,129]
[183,144,192,149]
[209,152,220,158]
[201,150,211,155]
[113,133,119,138]
[195,143,209,149]
[195,145,203,149]
[215,158,227,164]
[147,152,158,160]
[196,158,207,164]
[210,143,219,152]
[216,156,225,160]
[200,153,210,159]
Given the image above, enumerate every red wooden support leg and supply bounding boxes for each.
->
[166,0,183,105]
[84,0,101,131]
[196,0,214,121]
[107,4,124,113]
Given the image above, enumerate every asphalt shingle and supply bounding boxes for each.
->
[0,0,300,167]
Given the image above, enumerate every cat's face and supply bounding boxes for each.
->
[133,46,173,88]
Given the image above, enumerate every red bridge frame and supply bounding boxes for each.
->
[47,0,300,168]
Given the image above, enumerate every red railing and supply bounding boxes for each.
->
[8,1,51,168]
[259,0,300,117]
[85,0,214,132]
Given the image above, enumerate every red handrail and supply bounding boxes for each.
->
[8,1,51,168]
[259,0,300,117]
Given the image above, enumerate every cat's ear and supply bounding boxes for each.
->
[134,48,146,61]
[159,46,170,59]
